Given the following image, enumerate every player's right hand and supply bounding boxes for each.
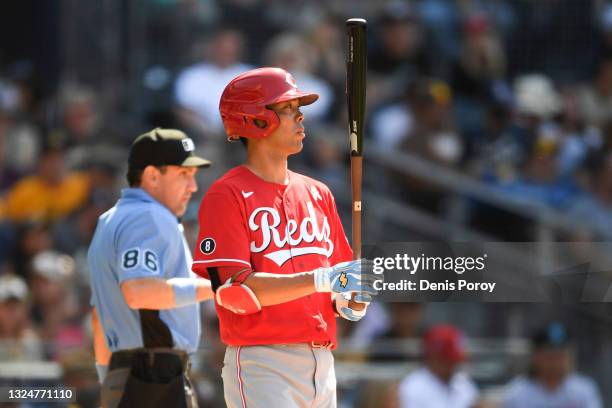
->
[314,259,378,295]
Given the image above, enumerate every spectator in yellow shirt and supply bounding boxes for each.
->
[5,146,89,223]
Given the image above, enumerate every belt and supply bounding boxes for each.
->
[109,348,191,372]
[232,342,334,349]
[309,341,333,349]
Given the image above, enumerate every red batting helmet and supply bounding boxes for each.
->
[219,67,319,140]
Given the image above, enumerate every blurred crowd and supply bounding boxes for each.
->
[1,0,612,406]
[346,319,603,407]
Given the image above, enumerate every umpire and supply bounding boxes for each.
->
[87,128,213,408]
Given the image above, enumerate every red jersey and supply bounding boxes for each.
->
[192,165,352,347]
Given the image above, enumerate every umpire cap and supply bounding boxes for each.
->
[128,128,211,170]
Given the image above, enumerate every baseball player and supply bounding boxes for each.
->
[398,325,478,408]
[88,128,213,408]
[503,322,602,408]
[192,67,377,408]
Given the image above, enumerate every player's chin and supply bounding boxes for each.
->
[289,140,304,154]
[174,202,189,217]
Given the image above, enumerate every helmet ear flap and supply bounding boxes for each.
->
[253,118,267,129]
[244,109,279,138]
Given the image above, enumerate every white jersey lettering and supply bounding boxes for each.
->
[248,202,333,266]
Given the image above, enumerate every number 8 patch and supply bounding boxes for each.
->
[200,238,216,255]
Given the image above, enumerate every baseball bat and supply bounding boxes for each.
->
[346,18,366,260]
[346,18,367,310]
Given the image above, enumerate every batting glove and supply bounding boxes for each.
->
[335,293,372,321]
[314,259,378,295]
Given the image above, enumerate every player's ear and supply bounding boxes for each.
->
[141,165,160,187]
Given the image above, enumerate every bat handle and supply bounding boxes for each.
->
[350,155,365,310]
[351,156,362,260]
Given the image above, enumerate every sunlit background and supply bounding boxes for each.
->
[1,0,612,407]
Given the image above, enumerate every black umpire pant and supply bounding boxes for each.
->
[101,348,198,408]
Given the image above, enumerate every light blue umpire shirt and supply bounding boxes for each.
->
[88,188,201,355]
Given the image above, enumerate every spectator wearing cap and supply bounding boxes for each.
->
[371,77,458,156]
[87,128,213,407]
[0,273,43,361]
[376,77,462,213]
[495,75,580,207]
[470,74,580,239]
[503,322,602,408]
[398,324,478,408]
[474,74,562,188]
[28,250,82,359]
[4,144,90,223]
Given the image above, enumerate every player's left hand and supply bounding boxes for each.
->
[335,293,371,321]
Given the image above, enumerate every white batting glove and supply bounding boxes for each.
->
[335,293,372,321]
[313,259,377,295]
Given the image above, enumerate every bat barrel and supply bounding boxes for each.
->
[346,18,367,158]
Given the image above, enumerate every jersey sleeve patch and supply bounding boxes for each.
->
[115,211,169,282]
[199,238,216,255]
[192,189,251,274]
[120,248,160,274]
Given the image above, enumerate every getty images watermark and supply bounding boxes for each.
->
[365,242,612,302]
[372,253,496,293]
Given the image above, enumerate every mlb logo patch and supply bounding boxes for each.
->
[285,72,297,88]
[310,186,322,201]
[182,138,195,152]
